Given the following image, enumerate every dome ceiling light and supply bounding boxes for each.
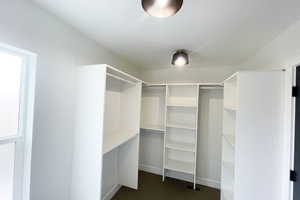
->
[142,0,183,18]
[171,50,189,67]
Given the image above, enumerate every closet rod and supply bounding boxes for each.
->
[107,73,136,85]
[144,82,224,87]
[107,65,142,82]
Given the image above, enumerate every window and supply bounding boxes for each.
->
[0,45,36,200]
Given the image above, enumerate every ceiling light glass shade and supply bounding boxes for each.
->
[172,50,189,67]
[142,0,183,18]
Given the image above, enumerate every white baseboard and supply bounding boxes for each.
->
[139,164,162,175]
[139,164,220,189]
[197,177,220,189]
[102,184,122,200]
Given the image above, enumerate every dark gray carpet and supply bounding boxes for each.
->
[112,171,220,200]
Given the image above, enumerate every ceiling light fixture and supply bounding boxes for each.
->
[142,0,183,18]
[171,50,189,67]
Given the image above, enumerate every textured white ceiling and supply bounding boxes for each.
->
[33,0,300,69]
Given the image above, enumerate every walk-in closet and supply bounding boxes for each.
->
[70,63,289,200]
[2,1,300,200]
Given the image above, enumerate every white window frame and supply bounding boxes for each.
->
[0,43,37,200]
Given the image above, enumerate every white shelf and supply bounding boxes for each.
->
[166,123,196,130]
[167,97,197,108]
[103,130,138,154]
[141,124,165,132]
[223,134,235,147]
[224,104,237,111]
[166,141,196,152]
[222,160,235,175]
[222,189,234,200]
[167,103,197,108]
[165,159,194,175]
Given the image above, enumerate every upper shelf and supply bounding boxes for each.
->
[167,103,197,108]
[140,124,165,132]
[103,130,139,154]
[166,123,196,130]
[166,141,196,152]
[167,97,198,108]
[223,134,235,148]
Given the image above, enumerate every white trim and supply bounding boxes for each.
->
[162,85,168,182]
[289,65,298,200]
[0,136,20,144]
[102,184,122,200]
[197,177,220,189]
[20,51,36,200]
[193,85,199,189]
[0,43,37,200]
[139,164,220,189]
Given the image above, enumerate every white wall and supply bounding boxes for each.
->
[140,66,236,83]
[0,1,139,200]
[139,89,223,189]
[244,18,300,69]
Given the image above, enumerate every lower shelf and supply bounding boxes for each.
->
[140,124,165,132]
[103,130,138,154]
[165,159,195,175]
[222,189,234,200]
[166,123,196,130]
[166,141,196,152]
[222,160,235,175]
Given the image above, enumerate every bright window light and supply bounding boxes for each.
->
[0,51,22,137]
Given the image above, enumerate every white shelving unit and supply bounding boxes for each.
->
[140,83,222,189]
[71,64,142,200]
[221,73,237,200]
[103,130,138,154]
[163,84,199,190]
[221,71,285,200]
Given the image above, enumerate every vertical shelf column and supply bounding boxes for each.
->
[193,85,199,189]
[221,73,238,200]
[162,84,199,189]
[162,85,168,181]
